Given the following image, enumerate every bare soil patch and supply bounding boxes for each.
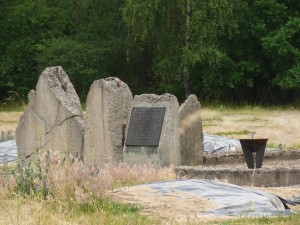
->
[109,185,224,224]
[109,183,300,224]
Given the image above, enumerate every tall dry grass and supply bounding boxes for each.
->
[1,150,175,203]
[44,152,174,202]
[0,150,173,224]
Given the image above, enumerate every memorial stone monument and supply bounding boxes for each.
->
[16,66,85,160]
[123,94,181,167]
[84,77,133,167]
[179,94,203,165]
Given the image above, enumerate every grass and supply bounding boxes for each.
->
[1,151,299,225]
[214,214,300,225]
[179,104,300,149]
[214,130,252,136]
[201,106,300,149]
[0,194,157,225]
[1,103,300,224]
[0,149,173,224]
[4,102,299,149]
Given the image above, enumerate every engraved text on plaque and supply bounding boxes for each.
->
[125,107,166,146]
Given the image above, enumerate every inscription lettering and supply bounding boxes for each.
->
[125,107,166,146]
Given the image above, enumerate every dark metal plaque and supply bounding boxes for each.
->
[125,107,166,146]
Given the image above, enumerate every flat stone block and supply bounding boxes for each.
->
[123,93,180,167]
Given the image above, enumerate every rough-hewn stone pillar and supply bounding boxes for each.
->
[179,94,203,165]
[84,77,133,167]
[16,66,85,160]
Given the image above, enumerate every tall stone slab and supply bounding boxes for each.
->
[123,94,180,167]
[84,78,133,167]
[16,66,85,159]
[179,94,203,165]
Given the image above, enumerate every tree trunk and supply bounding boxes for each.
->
[183,66,191,98]
[183,0,192,98]
[140,42,150,87]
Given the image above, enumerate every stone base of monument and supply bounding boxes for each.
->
[124,147,161,166]
[175,151,300,187]
[123,94,182,167]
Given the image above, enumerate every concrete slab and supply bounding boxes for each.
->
[175,158,300,187]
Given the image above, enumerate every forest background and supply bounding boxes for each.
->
[0,0,299,105]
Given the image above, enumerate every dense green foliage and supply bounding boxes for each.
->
[0,0,299,104]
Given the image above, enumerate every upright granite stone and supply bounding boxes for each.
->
[84,78,133,167]
[123,94,180,167]
[179,94,203,165]
[16,66,85,159]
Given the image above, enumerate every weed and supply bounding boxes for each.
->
[218,213,300,225]
[11,152,49,199]
[0,149,170,224]
[218,104,225,112]
[79,198,139,215]
[267,143,285,149]
[0,130,13,142]
[2,149,175,203]
[3,154,10,191]
[214,130,252,136]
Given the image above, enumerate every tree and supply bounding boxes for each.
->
[225,0,300,103]
[263,17,300,89]
[0,0,72,100]
[0,0,128,100]
[1,0,299,104]
[123,0,239,100]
